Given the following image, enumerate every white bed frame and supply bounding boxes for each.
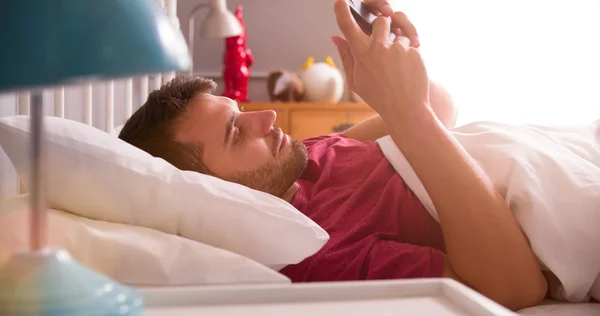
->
[0,0,181,199]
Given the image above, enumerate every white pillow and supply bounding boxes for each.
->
[112,124,124,136]
[0,194,289,286]
[0,116,328,268]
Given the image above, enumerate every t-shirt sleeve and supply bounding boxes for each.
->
[361,239,445,280]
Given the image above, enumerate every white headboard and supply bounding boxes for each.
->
[0,0,182,199]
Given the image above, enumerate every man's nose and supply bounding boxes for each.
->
[242,110,277,136]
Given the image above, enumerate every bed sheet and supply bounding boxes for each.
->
[519,299,600,315]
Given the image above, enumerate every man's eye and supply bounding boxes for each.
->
[234,128,243,144]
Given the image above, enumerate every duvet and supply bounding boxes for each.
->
[376,119,600,303]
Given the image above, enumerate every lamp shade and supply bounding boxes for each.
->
[201,0,243,38]
[0,0,191,93]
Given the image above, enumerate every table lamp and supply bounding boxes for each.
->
[187,0,243,74]
[0,1,190,315]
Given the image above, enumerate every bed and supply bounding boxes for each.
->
[519,300,600,316]
[0,1,599,315]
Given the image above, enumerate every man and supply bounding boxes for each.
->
[118,0,547,310]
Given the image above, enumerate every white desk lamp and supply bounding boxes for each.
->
[187,0,243,74]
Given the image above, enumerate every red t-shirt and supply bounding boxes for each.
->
[279,133,446,282]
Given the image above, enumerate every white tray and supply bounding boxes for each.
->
[139,278,517,315]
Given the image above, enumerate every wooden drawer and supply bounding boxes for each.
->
[290,110,375,140]
[273,110,287,133]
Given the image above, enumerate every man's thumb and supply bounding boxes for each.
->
[331,36,354,80]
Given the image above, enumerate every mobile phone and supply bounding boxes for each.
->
[348,0,396,41]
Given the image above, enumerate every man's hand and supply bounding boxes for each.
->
[336,0,457,142]
[332,0,548,310]
[331,0,429,124]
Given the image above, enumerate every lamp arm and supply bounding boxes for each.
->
[188,3,210,75]
[30,91,46,251]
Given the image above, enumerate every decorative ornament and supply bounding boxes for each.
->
[296,56,344,103]
[266,56,344,103]
[222,4,253,102]
[267,70,305,102]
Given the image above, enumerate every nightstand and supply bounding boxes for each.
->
[140,279,516,315]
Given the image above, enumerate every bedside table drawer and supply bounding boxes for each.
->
[290,110,375,140]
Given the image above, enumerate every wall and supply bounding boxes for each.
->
[179,0,353,102]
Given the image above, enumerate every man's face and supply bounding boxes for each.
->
[175,94,308,197]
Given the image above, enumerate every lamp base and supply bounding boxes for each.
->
[0,248,143,316]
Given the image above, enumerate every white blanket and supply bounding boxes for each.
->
[376,120,600,303]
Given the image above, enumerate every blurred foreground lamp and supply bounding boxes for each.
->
[0,0,190,315]
[187,0,243,74]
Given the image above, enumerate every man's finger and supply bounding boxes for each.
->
[371,16,391,45]
[392,27,403,37]
[391,11,420,48]
[333,0,366,46]
[363,0,394,16]
[331,36,355,86]
[393,35,411,49]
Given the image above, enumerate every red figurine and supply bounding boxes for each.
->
[222,4,253,102]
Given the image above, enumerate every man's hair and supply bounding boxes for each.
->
[118,75,216,174]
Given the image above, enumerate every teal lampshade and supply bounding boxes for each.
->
[0,0,191,93]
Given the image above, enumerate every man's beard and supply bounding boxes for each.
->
[225,140,308,198]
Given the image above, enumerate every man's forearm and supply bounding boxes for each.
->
[381,106,546,310]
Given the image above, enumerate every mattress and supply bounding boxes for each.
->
[519,299,600,316]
